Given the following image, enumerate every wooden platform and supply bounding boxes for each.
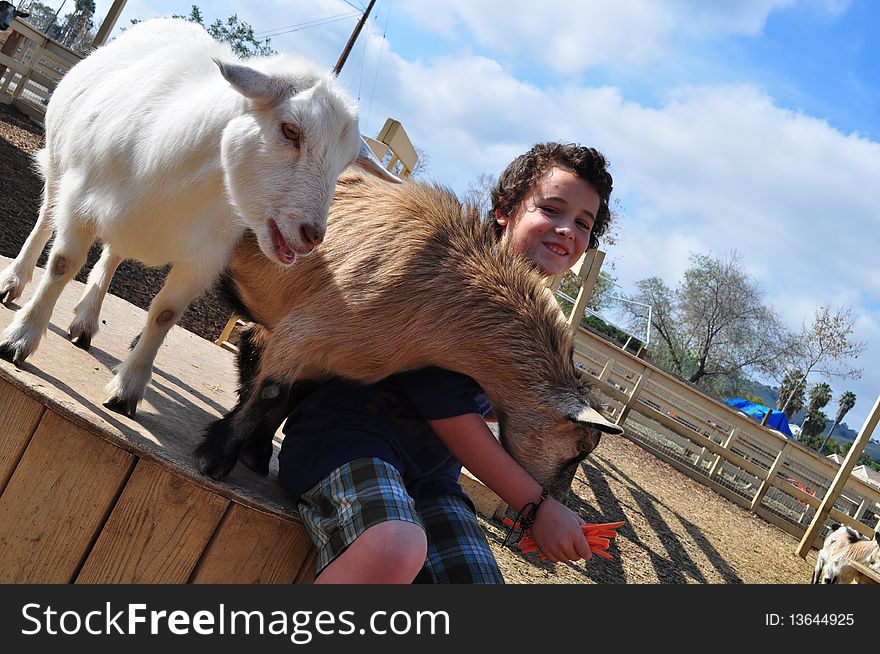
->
[0,256,317,583]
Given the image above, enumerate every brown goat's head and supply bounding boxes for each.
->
[492,371,623,503]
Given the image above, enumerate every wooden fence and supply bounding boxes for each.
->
[0,17,82,123]
[566,288,880,549]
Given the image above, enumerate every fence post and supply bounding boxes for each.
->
[615,367,651,427]
[750,442,792,511]
[695,446,708,470]
[708,428,737,480]
[854,498,869,525]
[566,250,605,328]
[797,393,880,558]
[598,359,614,382]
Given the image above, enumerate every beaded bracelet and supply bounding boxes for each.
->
[501,488,549,548]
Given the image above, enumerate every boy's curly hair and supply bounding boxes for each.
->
[490,142,613,250]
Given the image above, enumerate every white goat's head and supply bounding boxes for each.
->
[216,57,393,266]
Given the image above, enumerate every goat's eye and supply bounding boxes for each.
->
[281,123,302,147]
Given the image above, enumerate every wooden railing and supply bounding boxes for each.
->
[0,17,82,123]
[570,321,880,547]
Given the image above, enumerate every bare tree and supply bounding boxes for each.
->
[629,252,792,394]
[409,147,431,179]
[778,306,865,414]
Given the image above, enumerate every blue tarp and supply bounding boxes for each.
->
[724,398,794,437]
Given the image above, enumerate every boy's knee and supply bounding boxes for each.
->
[364,520,427,578]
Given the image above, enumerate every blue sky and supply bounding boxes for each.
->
[85,0,879,431]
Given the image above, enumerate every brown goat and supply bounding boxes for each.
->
[812,524,880,584]
[195,172,623,501]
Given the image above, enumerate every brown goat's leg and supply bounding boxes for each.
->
[236,383,291,475]
[238,379,323,474]
[195,378,292,480]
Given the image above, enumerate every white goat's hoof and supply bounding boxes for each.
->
[103,372,146,419]
[68,319,96,351]
[0,325,40,366]
[70,332,93,350]
[0,272,26,306]
[0,341,23,365]
[103,394,138,418]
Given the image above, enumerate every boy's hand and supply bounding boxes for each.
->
[528,497,592,563]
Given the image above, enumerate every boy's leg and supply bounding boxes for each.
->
[315,521,426,584]
[414,494,505,584]
[297,457,427,584]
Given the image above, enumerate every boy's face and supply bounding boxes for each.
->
[496,167,600,276]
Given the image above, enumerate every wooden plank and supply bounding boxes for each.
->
[76,459,228,583]
[376,118,418,172]
[0,380,44,492]
[190,503,313,584]
[849,560,880,584]
[0,51,27,74]
[0,410,134,583]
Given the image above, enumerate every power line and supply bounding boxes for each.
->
[365,0,392,128]
[253,11,361,39]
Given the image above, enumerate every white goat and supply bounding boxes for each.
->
[0,18,394,417]
[812,524,880,584]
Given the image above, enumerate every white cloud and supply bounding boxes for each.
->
[398,0,800,75]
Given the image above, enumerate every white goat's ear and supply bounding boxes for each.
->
[214,59,289,106]
[570,404,624,435]
[354,137,403,184]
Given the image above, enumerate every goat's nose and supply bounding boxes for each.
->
[300,224,324,249]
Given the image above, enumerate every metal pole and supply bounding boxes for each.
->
[333,0,376,75]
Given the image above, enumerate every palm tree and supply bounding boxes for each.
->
[818,391,857,455]
[777,368,806,419]
[806,382,832,414]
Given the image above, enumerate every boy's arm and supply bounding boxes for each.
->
[428,413,591,563]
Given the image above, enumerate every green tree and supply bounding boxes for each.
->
[59,0,95,50]
[801,408,828,440]
[21,2,59,32]
[818,391,856,455]
[776,368,806,420]
[178,5,274,57]
[806,382,832,414]
[131,5,275,57]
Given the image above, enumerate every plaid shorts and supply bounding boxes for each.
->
[297,457,504,584]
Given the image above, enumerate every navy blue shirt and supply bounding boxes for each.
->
[277,367,489,504]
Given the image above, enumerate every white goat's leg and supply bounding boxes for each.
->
[68,245,123,350]
[0,192,55,306]
[0,220,94,365]
[103,258,222,418]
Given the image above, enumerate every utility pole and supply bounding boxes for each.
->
[333,0,376,75]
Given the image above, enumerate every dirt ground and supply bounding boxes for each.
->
[0,102,817,584]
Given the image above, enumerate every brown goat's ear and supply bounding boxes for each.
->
[570,405,624,435]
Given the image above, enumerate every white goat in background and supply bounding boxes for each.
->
[812,524,880,584]
[0,18,395,417]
